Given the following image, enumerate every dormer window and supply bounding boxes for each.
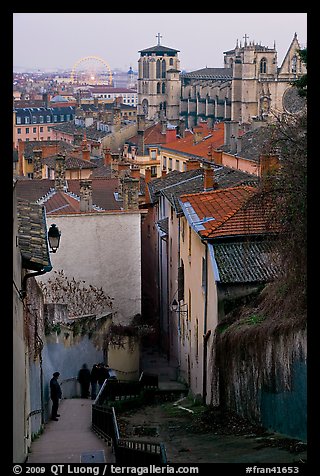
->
[260,58,267,74]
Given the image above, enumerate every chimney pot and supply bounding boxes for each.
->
[79,179,93,212]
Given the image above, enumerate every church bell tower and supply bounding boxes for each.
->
[137,34,181,124]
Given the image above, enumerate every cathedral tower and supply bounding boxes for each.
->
[138,34,181,124]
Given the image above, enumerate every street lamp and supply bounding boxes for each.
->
[170,299,188,318]
[48,224,61,253]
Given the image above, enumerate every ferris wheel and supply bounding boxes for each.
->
[70,55,113,85]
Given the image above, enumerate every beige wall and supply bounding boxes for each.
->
[178,217,218,402]
[108,337,140,381]
[13,181,29,462]
[102,123,138,153]
[38,211,143,325]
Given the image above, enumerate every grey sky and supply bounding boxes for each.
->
[13,12,307,72]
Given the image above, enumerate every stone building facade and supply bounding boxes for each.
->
[180,33,306,128]
[137,35,181,124]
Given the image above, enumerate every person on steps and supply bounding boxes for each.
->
[50,371,62,421]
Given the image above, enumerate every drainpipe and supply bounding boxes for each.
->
[20,269,48,300]
[202,243,210,404]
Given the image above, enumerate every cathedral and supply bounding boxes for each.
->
[137,33,306,129]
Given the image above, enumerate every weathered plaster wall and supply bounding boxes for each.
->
[39,212,142,325]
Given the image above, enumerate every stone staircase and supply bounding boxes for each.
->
[140,346,187,394]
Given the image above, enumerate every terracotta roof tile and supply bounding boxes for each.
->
[161,122,224,158]
[180,186,279,239]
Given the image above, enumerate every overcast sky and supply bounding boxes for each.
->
[13,12,307,72]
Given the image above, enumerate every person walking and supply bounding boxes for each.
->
[97,363,110,391]
[90,363,99,400]
[50,371,62,421]
[78,363,91,398]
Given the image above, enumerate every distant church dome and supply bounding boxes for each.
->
[127,66,134,75]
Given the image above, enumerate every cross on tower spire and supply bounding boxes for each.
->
[156,33,162,46]
[243,33,249,46]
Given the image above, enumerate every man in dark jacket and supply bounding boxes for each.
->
[78,363,91,398]
[50,372,62,421]
[90,363,99,400]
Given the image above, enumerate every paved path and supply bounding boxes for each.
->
[27,398,114,463]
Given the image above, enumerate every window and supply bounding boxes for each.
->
[260,58,267,74]
[46,115,51,122]
[17,128,21,134]
[181,219,185,242]
[16,116,21,124]
[25,117,30,124]
[163,156,167,168]
[40,127,43,132]
[151,165,157,177]
[27,158,33,164]
[150,149,157,160]
[157,82,161,94]
[60,115,64,121]
[39,116,44,123]
[170,58,174,66]
[156,59,161,79]
[53,115,57,122]
[175,160,180,171]
[168,158,172,171]
[33,127,36,133]
[25,127,29,134]
[162,59,166,78]
[32,116,37,123]
[66,114,70,121]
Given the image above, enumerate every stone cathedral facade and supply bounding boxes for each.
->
[137,33,306,129]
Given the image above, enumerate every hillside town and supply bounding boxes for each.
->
[13,32,307,466]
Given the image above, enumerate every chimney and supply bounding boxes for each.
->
[230,135,237,154]
[212,149,223,165]
[117,162,131,199]
[54,154,67,190]
[130,165,140,180]
[81,132,90,161]
[202,163,215,191]
[43,92,48,108]
[122,177,140,210]
[74,131,83,146]
[178,118,186,138]
[236,135,242,155]
[79,179,93,212]
[259,154,280,177]
[137,114,145,156]
[186,158,201,171]
[166,127,177,143]
[193,126,203,144]
[32,149,43,179]
[103,148,112,166]
[131,145,137,158]
[144,167,151,203]
[123,144,129,158]
[112,102,121,132]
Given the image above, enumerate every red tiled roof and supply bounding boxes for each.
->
[15,177,122,213]
[162,122,224,158]
[180,186,279,239]
[129,122,167,146]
